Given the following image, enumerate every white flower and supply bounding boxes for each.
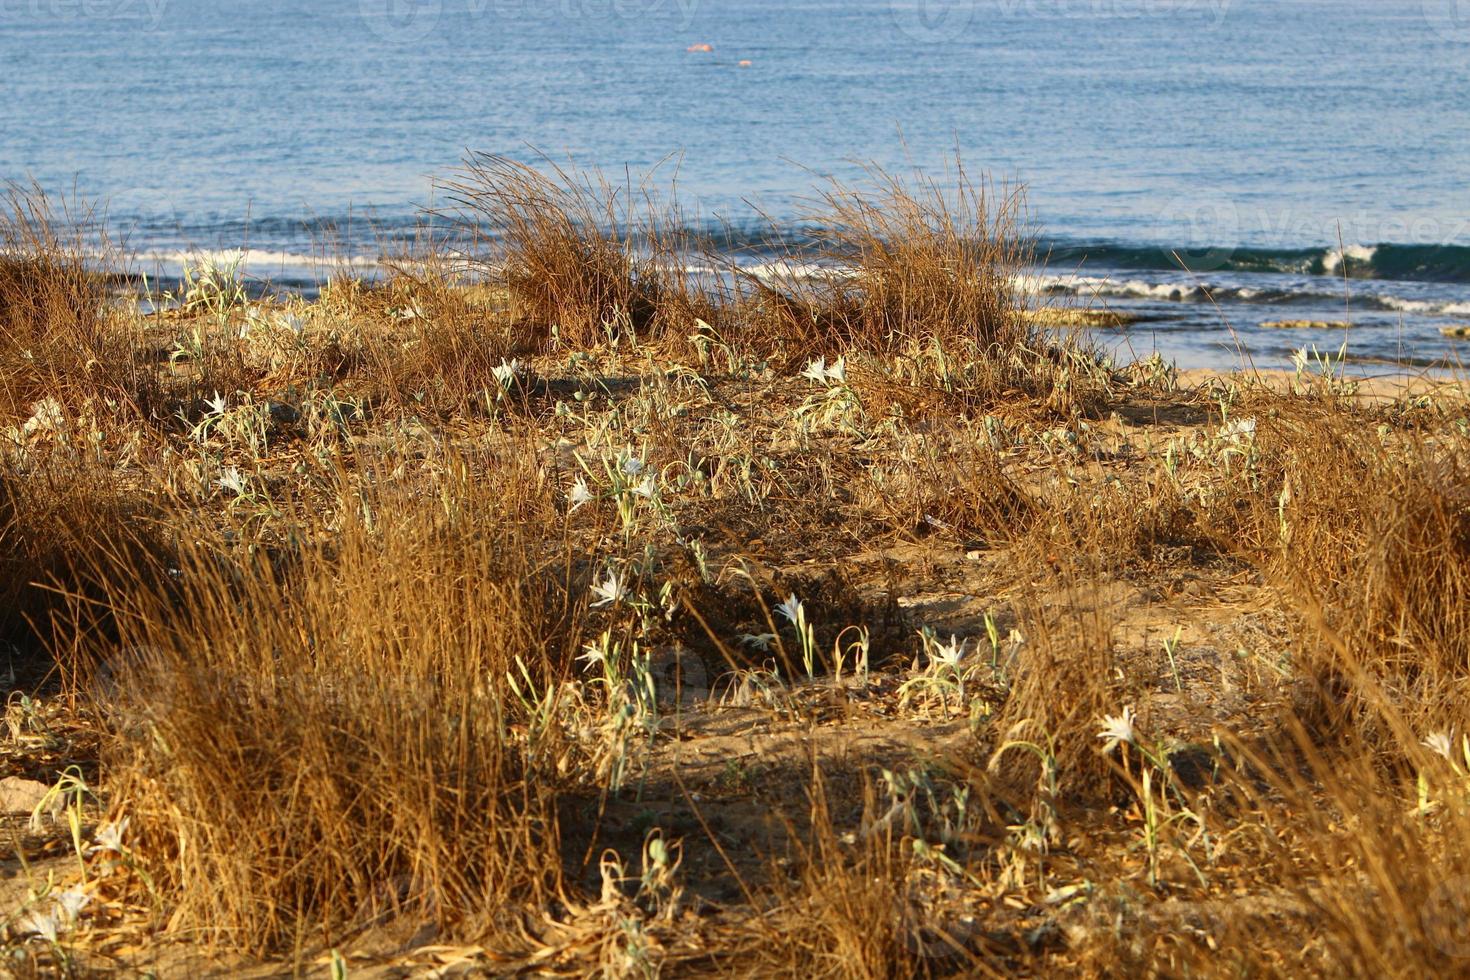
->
[568,476,594,511]
[630,474,658,499]
[52,886,89,922]
[1097,706,1137,754]
[802,356,846,385]
[932,634,966,669]
[589,570,627,608]
[491,358,522,389]
[621,455,645,477]
[89,816,130,855]
[577,642,608,671]
[774,593,804,626]
[738,633,776,651]
[1220,416,1257,443]
[279,312,305,335]
[204,391,229,416]
[21,397,65,436]
[800,357,829,384]
[216,466,247,496]
[1423,731,1454,761]
[19,909,60,942]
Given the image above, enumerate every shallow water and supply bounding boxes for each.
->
[3,0,1468,370]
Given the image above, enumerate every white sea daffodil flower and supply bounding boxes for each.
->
[802,356,846,385]
[491,358,522,389]
[204,391,228,416]
[739,633,776,651]
[52,886,89,923]
[1423,731,1454,761]
[1220,416,1257,443]
[89,816,130,855]
[1097,706,1137,754]
[589,570,627,608]
[217,466,247,496]
[774,593,805,626]
[577,642,608,671]
[20,909,60,942]
[933,634,967,670]
[631,474,658,499]
[22,398,65,436]
[801,357,830,384]
[568,476,595,511]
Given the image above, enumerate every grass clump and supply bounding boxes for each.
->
[442,153,708,349]
[84,450,583,952]
[731,162,1110,415]
[0,186,155,423]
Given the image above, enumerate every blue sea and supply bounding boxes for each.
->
[3,0,1469,370]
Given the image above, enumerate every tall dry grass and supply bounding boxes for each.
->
[0,450,169,664]
[316,266,530,414]
[757,164,1033,356]
[76,446,587,954]
[441,154,711,348]
[1179,406,1470,745]
[0,185,155,422]
[728,163,1111,415]
[752,770,947,979]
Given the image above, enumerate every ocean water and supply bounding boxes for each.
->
[3,0,1469,369]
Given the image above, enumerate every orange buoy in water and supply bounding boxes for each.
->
[738,59,752,67]
[687,43,713,53]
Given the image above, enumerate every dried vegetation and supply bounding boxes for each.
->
[2,161,1469,977]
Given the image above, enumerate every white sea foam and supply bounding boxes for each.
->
[740,260,849,283]
[131,248,382,274]
[1023,274,1210,302]
[1321,244,1377,275]
[1021,270,1470,319]
[1374,295,1434,313]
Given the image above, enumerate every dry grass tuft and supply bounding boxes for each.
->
[729,163,1112,415]
[809,163,1033,355]
[753,771,944,979]
[994,586,1122,802]
[80,449,585,953]
[1269,425,1470,743]
[0,453,163,659]
[441,154,709,348]
[0,186,155,422]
